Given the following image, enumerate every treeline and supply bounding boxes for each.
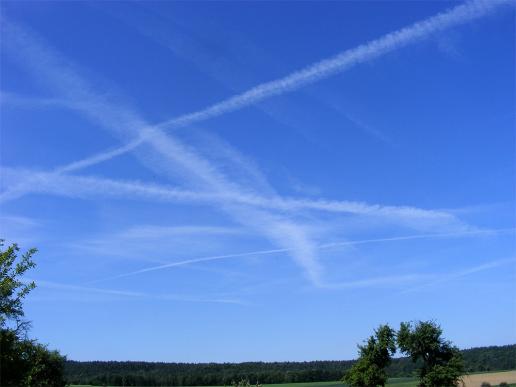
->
[65,344,515,386]
[65,360,348,385]
[386,344,516,377]
[461,345,516,372]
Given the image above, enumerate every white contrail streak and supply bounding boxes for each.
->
[90,228,514,283]
[0,0,510,212]
[55,138,144,174]
[154,0,511,131]
[3,0,510,176]
[400,256,516,293]
[325,256,516,290]
[0,21,325,285]
[2,1,511,285]
[0,167,464,226]
[25,279,244,304]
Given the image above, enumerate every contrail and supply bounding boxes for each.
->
[2,1,511,286]
[400,256,516,294]
[325,255,516,290]
[25,278,244,304]
[3,0,510,177]
[1,21,324,285]
[90,228,515,283]
[0,167,465,227]
[55,137,144,174]
[154,0,511,131]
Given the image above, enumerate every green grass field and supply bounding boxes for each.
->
[69,377,418,387]
[70,380,516,387]
[70,372,516,387]
[260,379,422,387]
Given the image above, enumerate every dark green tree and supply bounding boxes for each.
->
[343,324,396,387]
[397,321,464,387]
[60,344,515,386]
[0,241,66,387]
[0,241,36,333]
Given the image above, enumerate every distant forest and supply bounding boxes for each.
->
[65,344,516,386]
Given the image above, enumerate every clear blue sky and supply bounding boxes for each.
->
[0,0,515,362]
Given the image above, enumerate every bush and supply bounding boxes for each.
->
[0,328,66,387]
[229,379,262,387]
[481,383,491,387]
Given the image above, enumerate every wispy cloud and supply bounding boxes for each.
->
[2,0,510,286]
[1,167,468,232]
[401,257,516,293]
[321,256,516,290]
[2,0,511,174]
[0,91,71,109]
[336,108,393,145]
[26,278,245,304]
[150,0,511,132]
[0,19,324,285]
[89,228,513,283]
[63,224,248,265]
[323,273,433,289]
[0,214,41,247]
[0,214,39,228]
[116,225,244,239]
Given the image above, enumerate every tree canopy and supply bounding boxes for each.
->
[343,321,466,387]
[0,241,37,332]
[397,321,465,387]
[62,344,515,386]
[343,324,396,387]
[0,240,66,387]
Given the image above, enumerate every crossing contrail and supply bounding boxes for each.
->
[90,227,515,283]
[154,0,511,131]
[4,0,510,176]
[0,167,466,228]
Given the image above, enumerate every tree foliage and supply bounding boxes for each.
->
[65,360,350,386]
[343,324,396,387]
[1,328,66,387]
[0,241,66,387]
[0,241,37,332]
[230,378,262,387]
[62,344,515,386]
[397,321,464,387]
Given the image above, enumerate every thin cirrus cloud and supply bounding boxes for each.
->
[324,256,516,291]
[1,0,511,207]
[153,0,512,132]
[63,224,249,265]
[103,1,389,146]
[28,255,515,302]
[0,19,325,286]
[1,0,511,287]
[89,228,514,284]
[25,278,245,305]
[115,225,244,239]
[400,257,516,294]
[0,167,468,233]
[2,0,512,175]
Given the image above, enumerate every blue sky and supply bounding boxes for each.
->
[0,0,515,362]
